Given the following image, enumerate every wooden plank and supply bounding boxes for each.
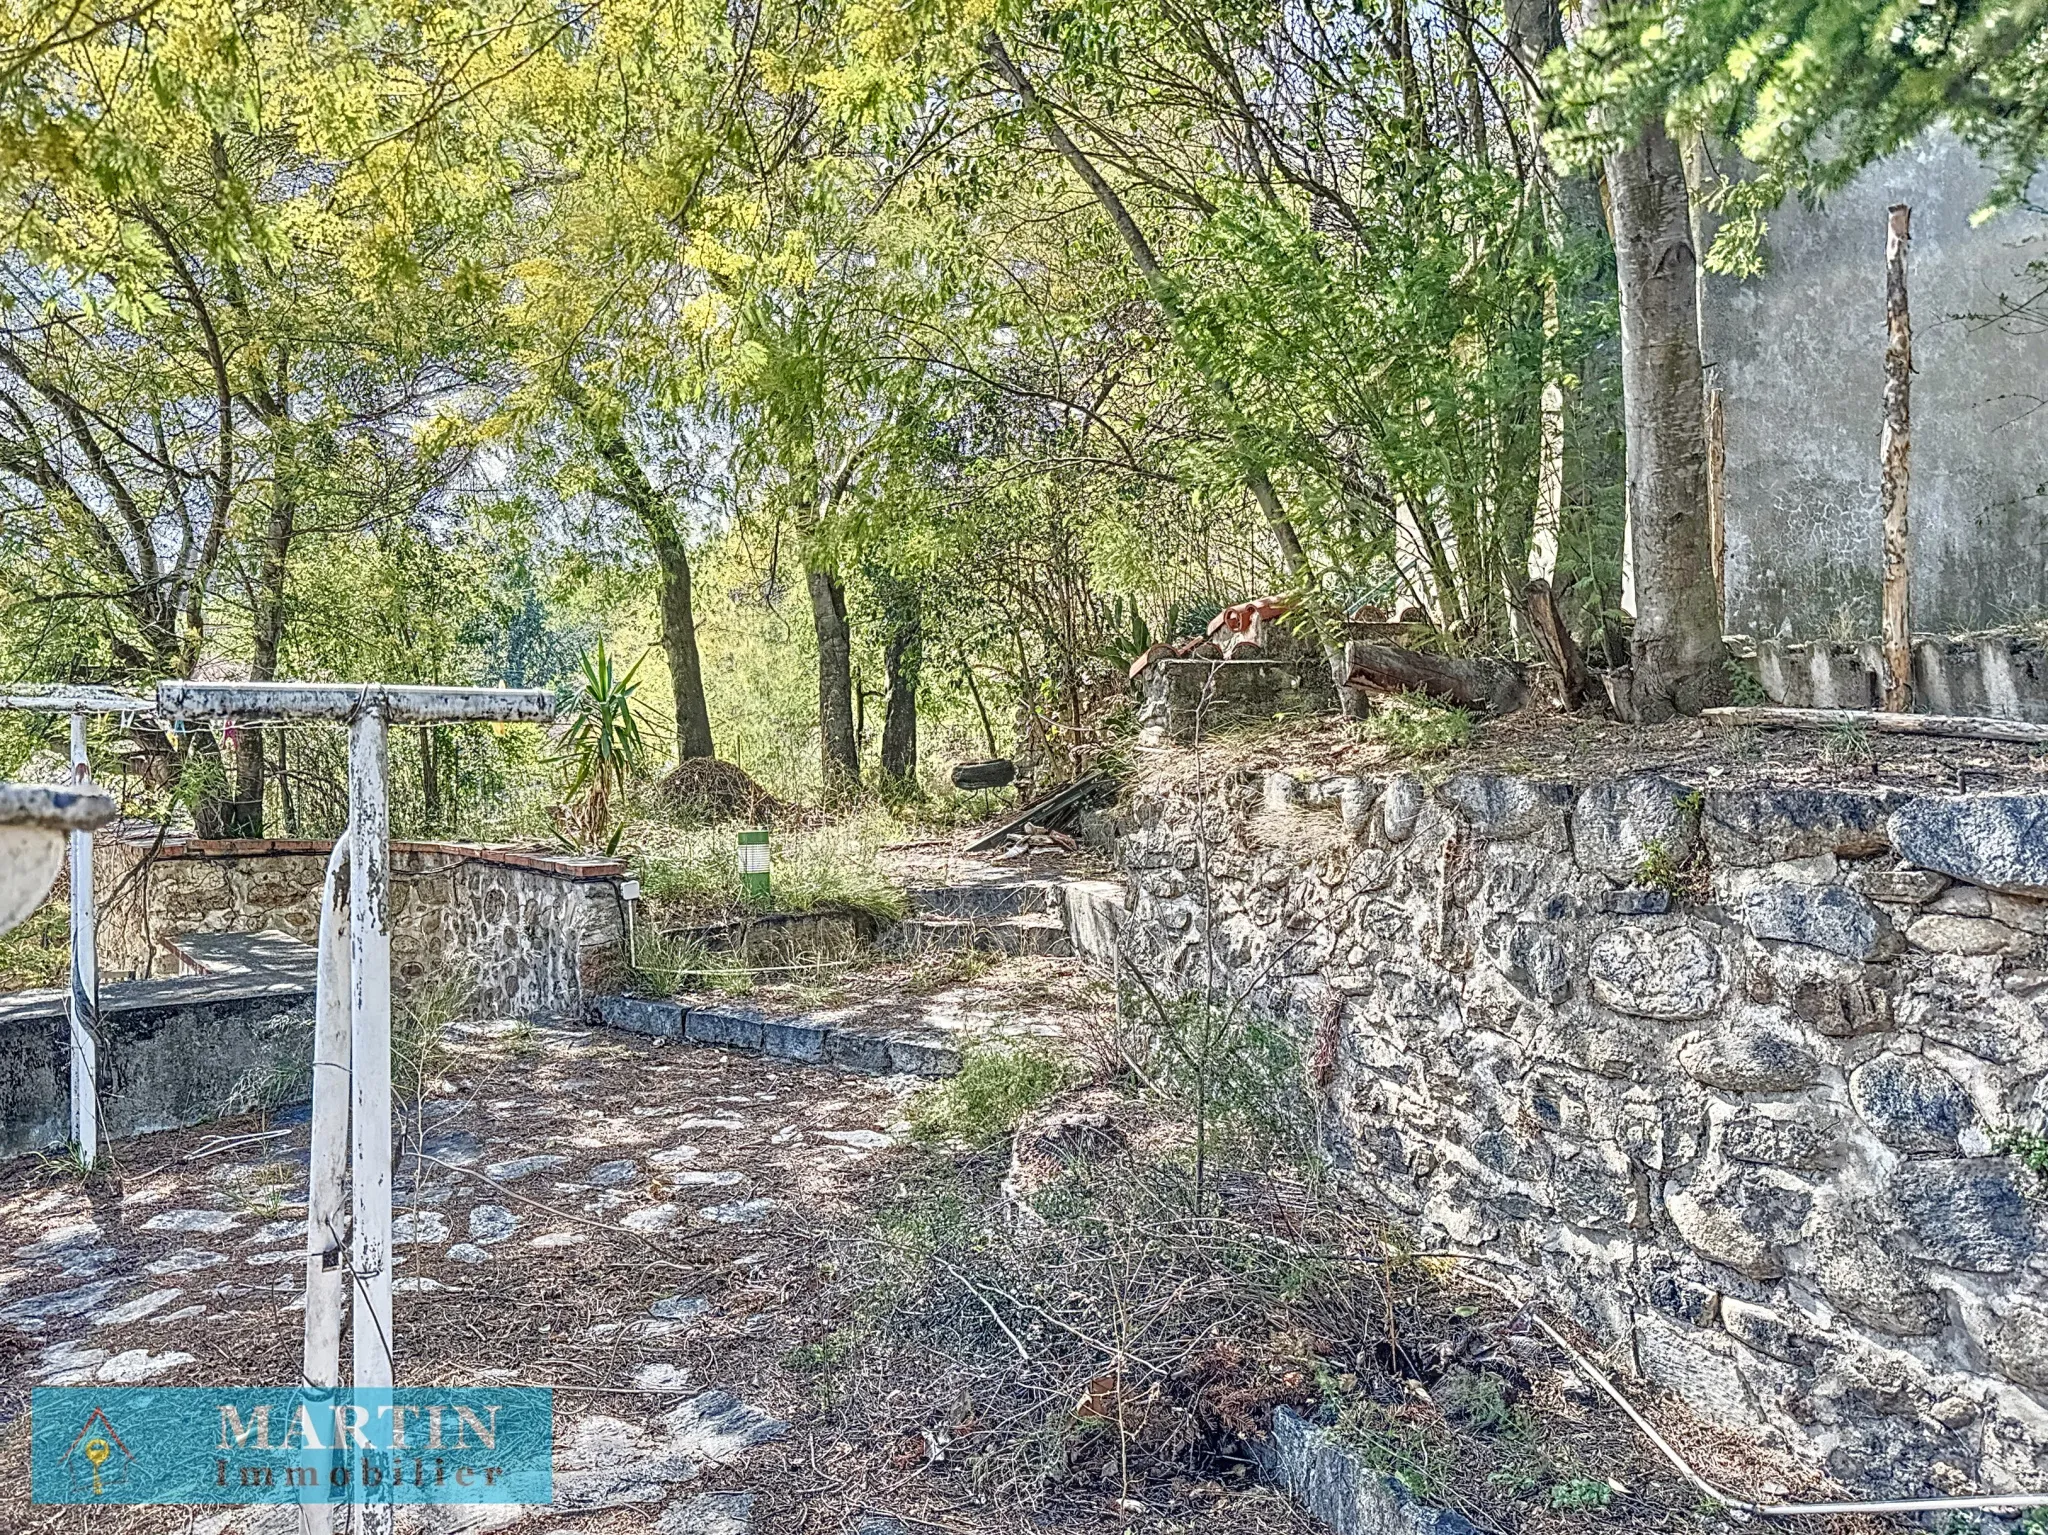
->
[1705,706,2048,745]
[963,773,1111,854]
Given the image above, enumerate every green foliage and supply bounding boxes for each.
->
[1726,660,1770,707]
[0,898,68,991]
[1996,1126,2048,1186]
[1546,0,2048,272]
[912,1045,1076,1147]
[555,640,648,852]
[1549,1476,1615,1512]
[1361,693,1475,759]
[629,811,909,927]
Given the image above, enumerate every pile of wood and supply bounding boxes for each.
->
[1127,596,1302,678]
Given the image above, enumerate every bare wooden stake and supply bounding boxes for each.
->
[1880,204,1914,712]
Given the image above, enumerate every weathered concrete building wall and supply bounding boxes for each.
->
[1,969,314,1159]
[1703,133,2048,640]
[94,836,631,1019]
[1123,764,2048,1497]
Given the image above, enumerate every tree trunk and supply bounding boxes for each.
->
[225,450,296,837]
[653,531,716,759]
[880,604,922,787]
[568,386,716,761]
[808,565,860,798]
[1606,120,1729,720]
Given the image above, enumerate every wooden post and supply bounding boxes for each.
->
[1880,204,1913,712]
[68,711,99,1170]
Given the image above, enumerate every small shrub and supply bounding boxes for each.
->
[912,1045,1075,1146]
[1725,658,1769,706]
[1360,692,1473,759]
[1995,1126,2048,1186]
[1549,1476,1614,1512]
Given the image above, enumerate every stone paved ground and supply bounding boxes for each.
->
[0,957,1210,1535]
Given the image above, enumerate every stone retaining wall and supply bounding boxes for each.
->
[1122,764,2048,1497]
[95,835,631,1019]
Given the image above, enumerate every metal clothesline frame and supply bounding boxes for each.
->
[0,685,155,1171]
[155,681,554,1534]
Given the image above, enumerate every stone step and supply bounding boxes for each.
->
[591,996,960,1078]
[898,914,1073,957]
[905,881,1061,918]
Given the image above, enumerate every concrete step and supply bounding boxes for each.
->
[906,881,1061,919]
[899,914,1073,957]
[591,996,960,1078]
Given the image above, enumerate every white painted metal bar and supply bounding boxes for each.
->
[0,686,155,714]
[0,784,116,935]
[348,709,394,1398]
[155,679,553,1534]
[0,686,154,1171]
[158,681,552,724]
[300,833,350,1535]
[68,712,99,1169]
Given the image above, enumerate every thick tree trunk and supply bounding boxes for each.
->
[807,565,860,798]
[570,390,716,761]
[653,532,716,759]
[880,605,922,787]
[1606,121,1729,720]
[224,455,296,837]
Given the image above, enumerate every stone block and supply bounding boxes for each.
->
[1491,923,1570,1003]
[1847,865,1949,905]
[1721,1297,1820,1367]
[1890,794,2048,897]
[1739,882,1888,961]
[1376,775,1427,845]
[1572,774,1698,882]
[1893,1160,2041,1273]
[1847,1054,1974,1154]
[1808,1200,1946,1337]
[684,1007,767,1052]
[1718,1105,1848,1170]
[1437,773,1572,841]
[1260,1408,1481,1535]
[1550,1150,1635,1230]
[1979,1299,2048,1388]
[760,1017,827,1064]
[595,996,685,1039]
[886,1037,962,1078]
[1679,1020,1821,1093]
[1587,927,1726,1019]
[1704,787,1897,866]
[1786,969,1894,1038]
[822,1029,895,1075]
[1904,915,2021,956]
[1647,1268,1721,1325]
[1665,1183,1788,1280]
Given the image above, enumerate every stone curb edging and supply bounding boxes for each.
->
[591,996,961,1078]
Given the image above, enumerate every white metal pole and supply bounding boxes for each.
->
[300,833,352,1535]
[348,710,393,1388]
[348,709,393,1535]
[67,711,99,1170]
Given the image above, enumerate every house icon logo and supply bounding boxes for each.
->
[61,1406,133,1497]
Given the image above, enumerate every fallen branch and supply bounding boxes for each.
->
[1704,706,2048,745]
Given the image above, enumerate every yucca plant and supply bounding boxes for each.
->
[553,640,646,853]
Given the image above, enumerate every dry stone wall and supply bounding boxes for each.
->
[1123,765,2048,1498]
[95,836,629,1019]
